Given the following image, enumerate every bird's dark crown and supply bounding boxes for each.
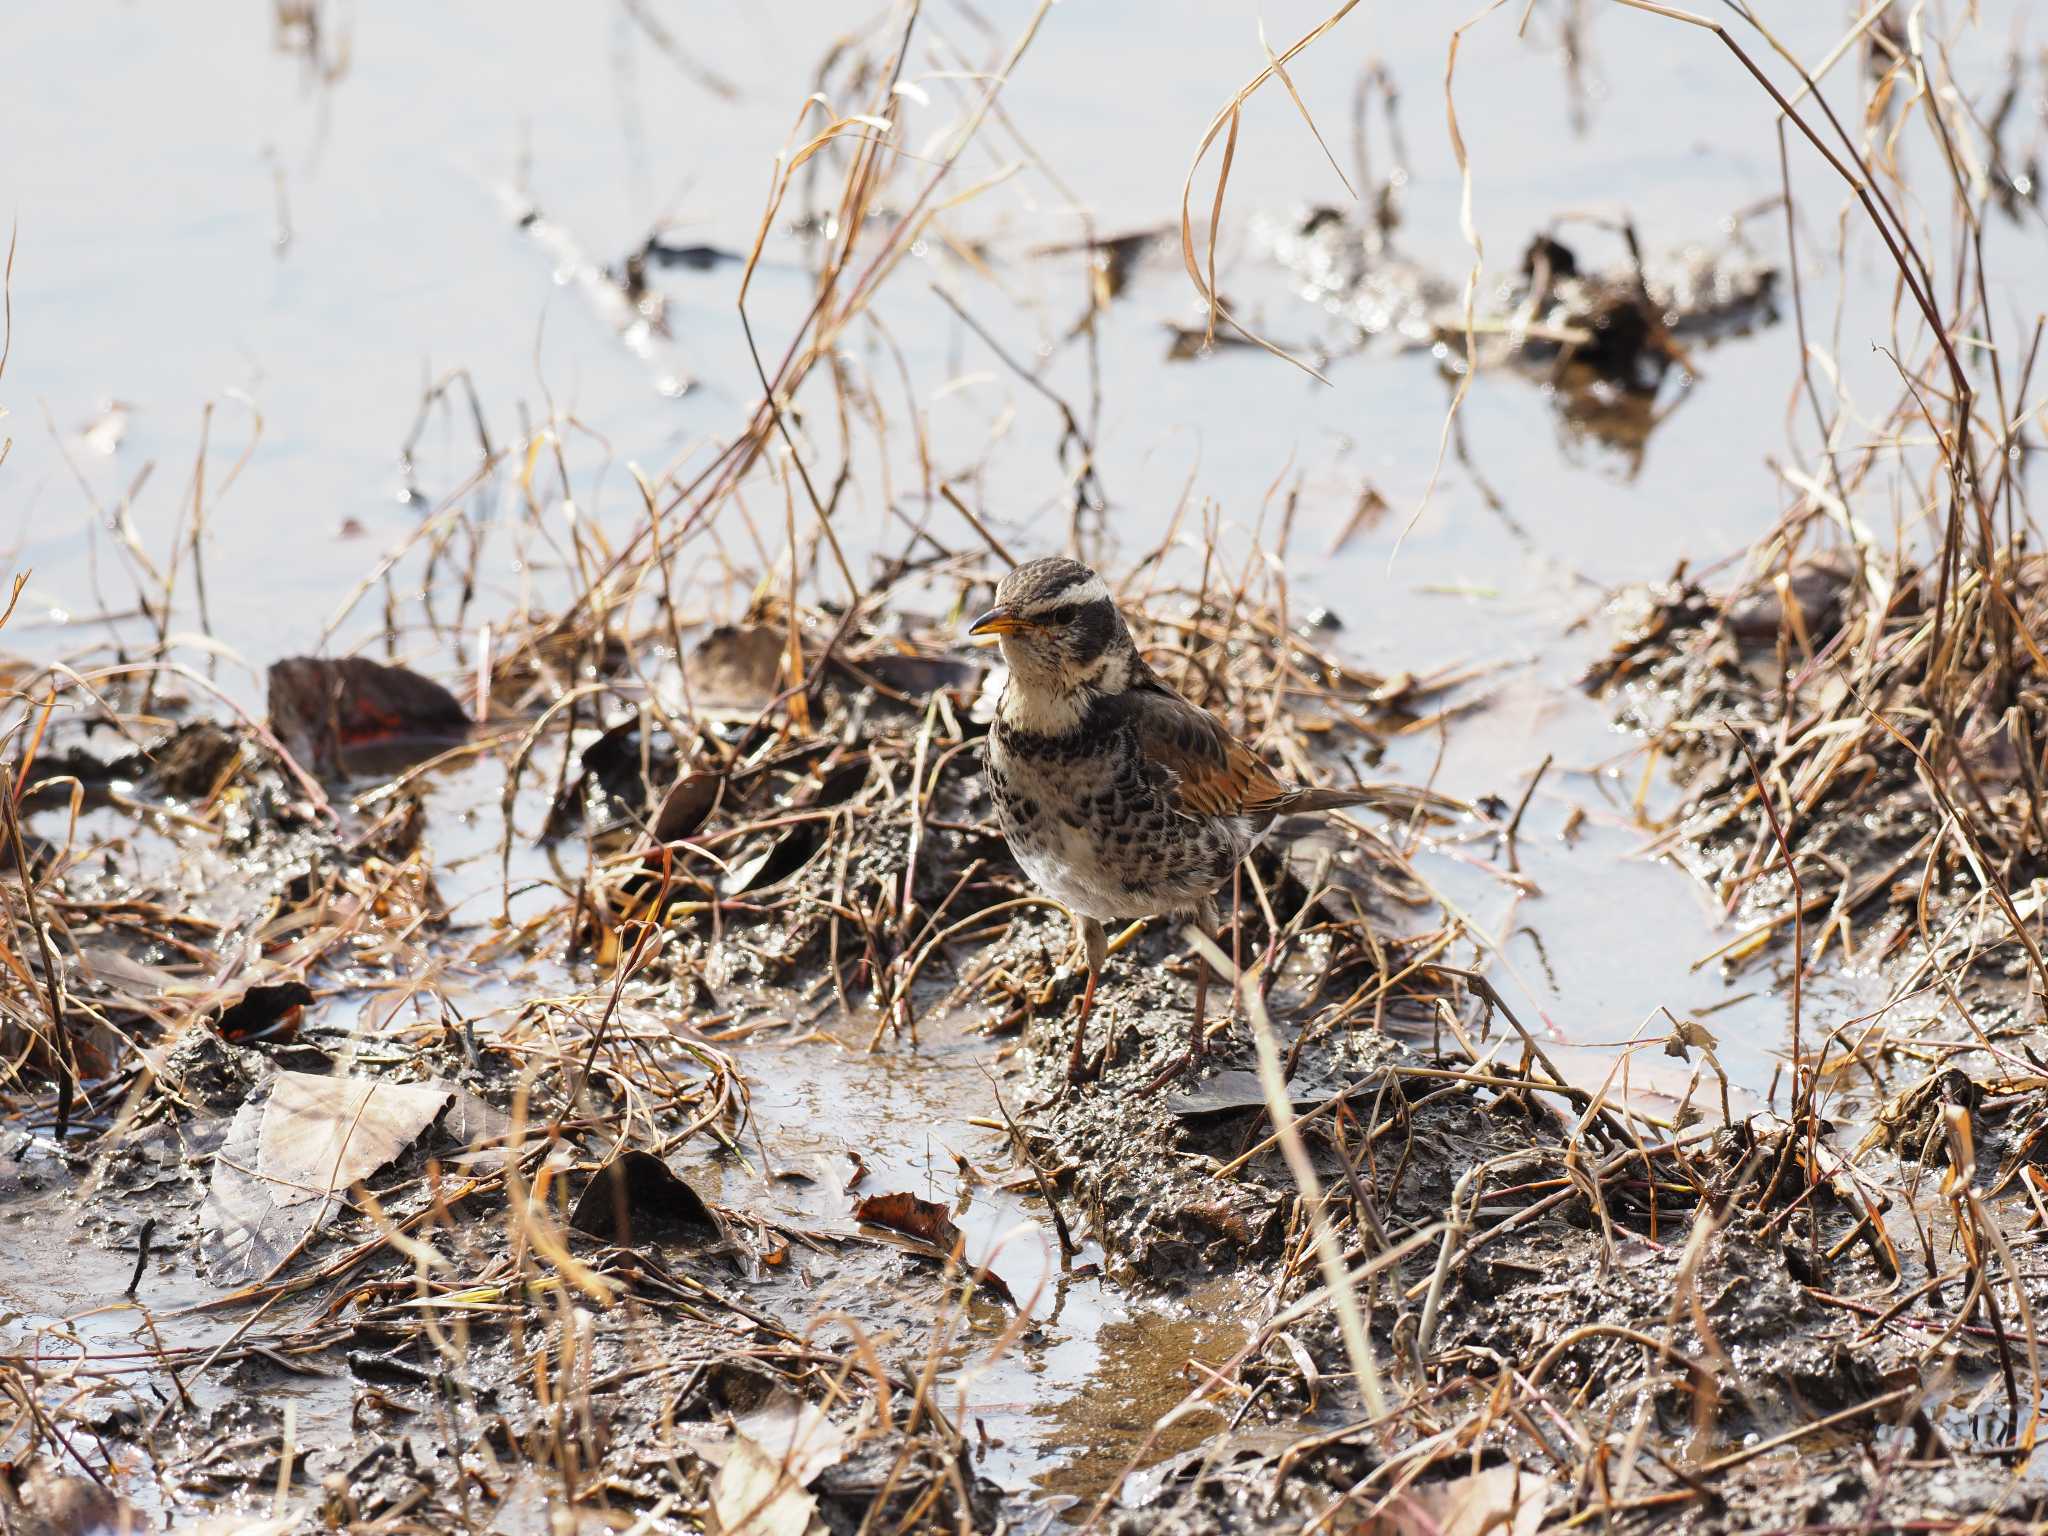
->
[995,556,1102,614]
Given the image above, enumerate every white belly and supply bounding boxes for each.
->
[1011,824,1137,920]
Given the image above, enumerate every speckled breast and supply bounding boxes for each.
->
[984,716,1244,921]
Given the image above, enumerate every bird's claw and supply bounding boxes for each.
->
[1140,1024,1209,1096]
[1140,1051,1194,1095]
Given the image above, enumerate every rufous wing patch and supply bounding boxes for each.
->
[1124,686,1299,819]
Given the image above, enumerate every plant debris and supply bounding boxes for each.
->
[267,655,470,777]
[7,7,2048,1535]
[201,1071,455,1282]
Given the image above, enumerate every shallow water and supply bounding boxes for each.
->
[7,0,2043,1521]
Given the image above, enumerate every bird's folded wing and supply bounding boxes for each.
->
[1118,683,1299,819]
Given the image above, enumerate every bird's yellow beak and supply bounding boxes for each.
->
[968,605,1028,638]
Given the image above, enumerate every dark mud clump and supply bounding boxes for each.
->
[1258,206,1778,458]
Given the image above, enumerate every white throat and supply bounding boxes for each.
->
[996,641,1132,736]
[998,678,1090,736]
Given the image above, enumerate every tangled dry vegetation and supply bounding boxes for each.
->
[4,2,2048,1535]
[0,497,1497,1536]
[1580,16,2048,1161]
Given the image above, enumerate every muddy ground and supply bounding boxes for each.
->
[8,4,2048,1534]
[10,537,2048,1536]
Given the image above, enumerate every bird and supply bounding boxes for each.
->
[970,556,1413,1087]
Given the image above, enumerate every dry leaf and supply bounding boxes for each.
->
[649,770,722,845]
[267,656,469,777]
[1166,1068,1356,1119]
[1663,1017,1719,1061]
[214,982,314,1043]
[730,1392,856,1489]
[672,1391,863,1496]
[690,624,786,712]
[852,1191,1016,1307]
[711,1435,823,1536]
[440,1087,512,1167]
[201,1071,452,1283]
[1372,1464,1551,1536]
[570,1149,722,1247]
[852,1191,962,1252]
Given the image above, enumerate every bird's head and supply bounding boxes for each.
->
[969,557,1135,706]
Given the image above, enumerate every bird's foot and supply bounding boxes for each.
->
[1140,1039,1209,1096]
[1064,1012,1101,1088]
[1140,1050,1195,1095]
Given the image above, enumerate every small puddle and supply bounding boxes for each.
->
[0,1152,357,1520]
[1008,1279,1252,1518]
[703,1020,1252,1520]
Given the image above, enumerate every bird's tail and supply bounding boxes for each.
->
[1284,782,1465,820]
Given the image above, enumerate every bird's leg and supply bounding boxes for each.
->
[1190,896,1220,1059]
[1066,967,1097,1083]
[1067,916,1107,1085]
[1144,900,1220,1094]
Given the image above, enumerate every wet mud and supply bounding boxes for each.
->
[8,5,2048,1534]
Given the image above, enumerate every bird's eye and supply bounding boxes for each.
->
[1045,603,1079,627]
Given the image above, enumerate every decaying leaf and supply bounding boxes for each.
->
[649,769,723,846]
[704,1391,867,1534]
[852,1190,963,1252]
[201,1071,453,1283]
[1371,1464,1552,1536]
[570,1149,723,1248]
[1657,1015,1735,1128]
[852,1191,1015,1307]
[1662,1017,1718,1061]
[675,1390,865,1491]
[440,1086,512,1166]
[267,655,470,777]
[1165,1068,1361,1119]
[731,1392,857,1488]
[690,623,787,713]
[711,1434,823,1536]
[719,822,828,897]
[1276,1330,1322,1413]
[214,981,315,1043]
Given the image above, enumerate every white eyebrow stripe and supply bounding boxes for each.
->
[1026,573,1110,611]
